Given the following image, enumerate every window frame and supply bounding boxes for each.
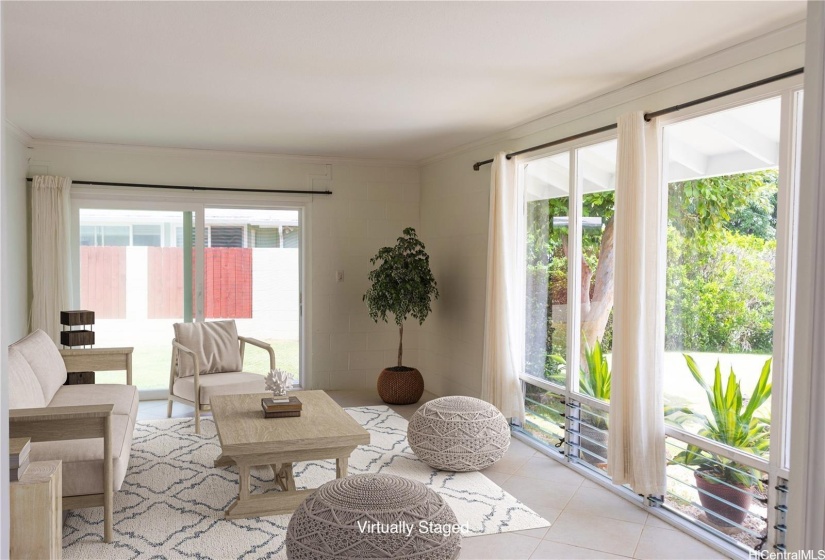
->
[514,74,803,554]
[515,130,618,463]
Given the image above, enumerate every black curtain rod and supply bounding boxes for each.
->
[25,177,332,196]
[473,67,804,171]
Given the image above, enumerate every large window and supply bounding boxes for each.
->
[517,86,801,555]
[522,139,617,466]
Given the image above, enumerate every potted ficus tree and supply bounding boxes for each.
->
[363,227,439,404]
[667,355,772,527]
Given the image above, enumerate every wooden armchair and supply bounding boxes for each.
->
[167,320,276,433]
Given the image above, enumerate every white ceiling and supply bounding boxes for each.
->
[3,1,806,162]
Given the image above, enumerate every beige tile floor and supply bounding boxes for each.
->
[138,390,729,560]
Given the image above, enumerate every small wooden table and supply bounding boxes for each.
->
[10,460,62,559]
[210,390,370,519]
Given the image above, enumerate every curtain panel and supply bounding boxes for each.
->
[482,153,526,423]
[607,112,667,496]
[30,175,73,343]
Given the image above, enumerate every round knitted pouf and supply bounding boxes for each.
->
[286,473,461,560]
[407,396,510,472]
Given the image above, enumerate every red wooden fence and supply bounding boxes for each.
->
[81,247,253,320]
[80,247,127,319]
[202,249,253,319]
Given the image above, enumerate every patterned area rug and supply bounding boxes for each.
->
[63,406,549,559]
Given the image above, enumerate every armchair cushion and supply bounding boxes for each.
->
[173,371,265,405]
[8,347,47,409]
[173,320,242,377]
[49,384,139,418]
[29,414,134,496]
[10,329,67,403]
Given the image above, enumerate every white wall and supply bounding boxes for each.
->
[418,22,807,398]
[2,126,30,342]
[1,122,30,560]
[26,141,421,391]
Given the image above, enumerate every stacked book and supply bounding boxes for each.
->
[261,396,302,418]
[10,437,31,482]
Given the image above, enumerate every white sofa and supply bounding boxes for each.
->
[8,329,137,543]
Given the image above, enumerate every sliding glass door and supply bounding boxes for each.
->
[73,200,303,394]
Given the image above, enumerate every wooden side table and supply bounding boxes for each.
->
[10,460,62,560]
[60,347,134,385]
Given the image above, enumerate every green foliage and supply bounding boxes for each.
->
[547,337,611,401]
[580,338,611,401]
[666,227,775,353]
[667,355,772,487]
[668,171,777,239]
[363,227,439,328]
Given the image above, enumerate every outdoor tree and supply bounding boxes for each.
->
[527,169,778,366]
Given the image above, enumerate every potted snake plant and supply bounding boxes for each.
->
[667,355,772,527]
[363,227,438,404]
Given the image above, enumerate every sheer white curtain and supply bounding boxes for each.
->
[482,153,526,422]
[30,175,73,343]
[607,112,667,496]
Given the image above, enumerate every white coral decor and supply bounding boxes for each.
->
[266,369,293,397]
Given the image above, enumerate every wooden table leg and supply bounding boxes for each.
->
[336,456,348,478]
[279,463,296,491]
[214,453,235,468]
[275,463,295,492]
[239,465,250,501]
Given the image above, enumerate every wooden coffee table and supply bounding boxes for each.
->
[210,390,370,519]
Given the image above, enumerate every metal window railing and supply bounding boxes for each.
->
[664,434,769,552]
[519,376,789,555]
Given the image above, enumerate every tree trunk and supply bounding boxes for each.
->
[398,324,404,367]
[582,217,615,347]
[560,217,616,347]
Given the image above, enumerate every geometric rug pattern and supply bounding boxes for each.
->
[62,406,549,559]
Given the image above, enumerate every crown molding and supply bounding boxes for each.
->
[4,119,34,146]
[419,19,807,167]
[27,137,418,168]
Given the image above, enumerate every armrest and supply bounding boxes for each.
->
[10,404,114,422]
[9,404,113,442]
[60,347,134,385]
[172,340,201,377]
[238,336,276,370]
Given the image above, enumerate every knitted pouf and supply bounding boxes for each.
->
[286,473,461,560]
[407,396,510,472]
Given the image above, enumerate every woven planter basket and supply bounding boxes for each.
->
[286,473,461,560]
[377,366,424,405]
[407,396,510,472]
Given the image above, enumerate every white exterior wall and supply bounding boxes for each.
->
[250,248,300,340]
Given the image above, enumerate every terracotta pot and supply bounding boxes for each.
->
[377,366,424,405]
[695,470,752,526]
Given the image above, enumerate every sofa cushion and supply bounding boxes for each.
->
[10,330,67,403]
[173,320,242,377]
[29,414,134,496]
[8,347,47,409]
[49,384,139,418]
[173,371,265,405]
